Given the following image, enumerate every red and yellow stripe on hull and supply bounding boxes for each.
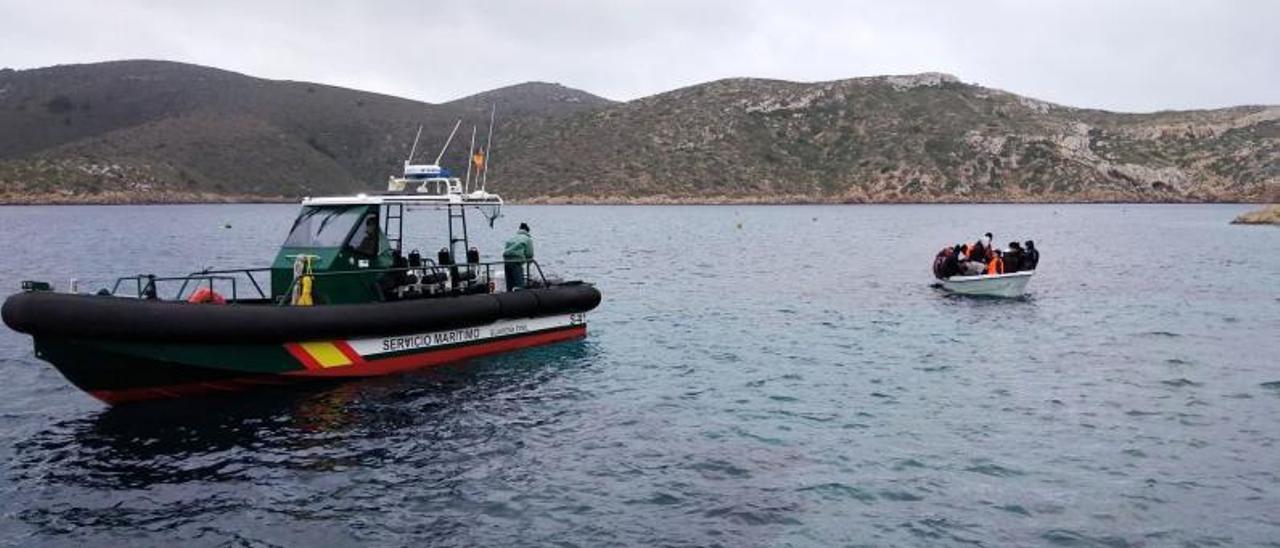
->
[283,324,586,378]
[86,314,587,404]
[284,340,367,370]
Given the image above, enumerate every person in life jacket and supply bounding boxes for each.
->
[956,241,982,276]
[970,239,986,264]
[986,249,1005,275]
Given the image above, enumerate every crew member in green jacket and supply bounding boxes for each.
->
[503,222,534,291]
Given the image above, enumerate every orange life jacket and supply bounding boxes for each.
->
[986,257,1004,275]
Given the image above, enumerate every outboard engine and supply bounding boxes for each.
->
[407,249,422,268]
[466,247,480,264]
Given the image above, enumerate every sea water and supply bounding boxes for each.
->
[0,203,1277,546]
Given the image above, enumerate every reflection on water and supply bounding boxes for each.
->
[17,341,598,486]
[10,342,598,545]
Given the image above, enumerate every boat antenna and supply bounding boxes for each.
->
[481,104,495,190]
[434,119,462,165]
[464,125,477,192]
[406,124,423,164]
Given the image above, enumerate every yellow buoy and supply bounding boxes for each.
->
[296,275,314,306]
[291,255,317,306]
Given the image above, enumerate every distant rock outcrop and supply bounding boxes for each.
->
[1232,204,1280,225]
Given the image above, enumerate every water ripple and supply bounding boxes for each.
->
[0,204,1278,545]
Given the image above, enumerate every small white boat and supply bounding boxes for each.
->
[938,270,1034,298]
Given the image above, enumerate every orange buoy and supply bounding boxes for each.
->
[187,287,227,304]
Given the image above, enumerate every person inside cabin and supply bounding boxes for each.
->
[503,222,535,291]
[1022,240,1040,270]
[1004,241,1024,272]
[350,214,380,256]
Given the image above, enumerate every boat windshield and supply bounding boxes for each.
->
[283,205,367,248]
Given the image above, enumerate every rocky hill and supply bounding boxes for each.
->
[0,62,1275,204]
[443,81,614,119]
[496,73,1278,203]
[0,60,613,202]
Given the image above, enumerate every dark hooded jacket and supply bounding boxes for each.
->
[1022,244,1039,270]
[1003,246,1024,272]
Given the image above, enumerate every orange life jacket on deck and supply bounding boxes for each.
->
[986,257,1004,275]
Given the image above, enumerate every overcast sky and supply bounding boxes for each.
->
[1,0,1276,111]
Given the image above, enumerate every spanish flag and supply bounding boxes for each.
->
[472,148,485,172]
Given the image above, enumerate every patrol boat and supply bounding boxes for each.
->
[2,126,601,404]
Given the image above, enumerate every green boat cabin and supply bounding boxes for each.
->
[271,203,393,305]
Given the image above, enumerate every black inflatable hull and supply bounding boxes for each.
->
[3,284,601,404]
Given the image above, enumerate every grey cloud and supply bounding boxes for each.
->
[0,0,1275,111]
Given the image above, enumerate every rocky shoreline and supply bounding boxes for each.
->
[1,191,1270,206]
[518,193,1264,205]
[0,191,294,205]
